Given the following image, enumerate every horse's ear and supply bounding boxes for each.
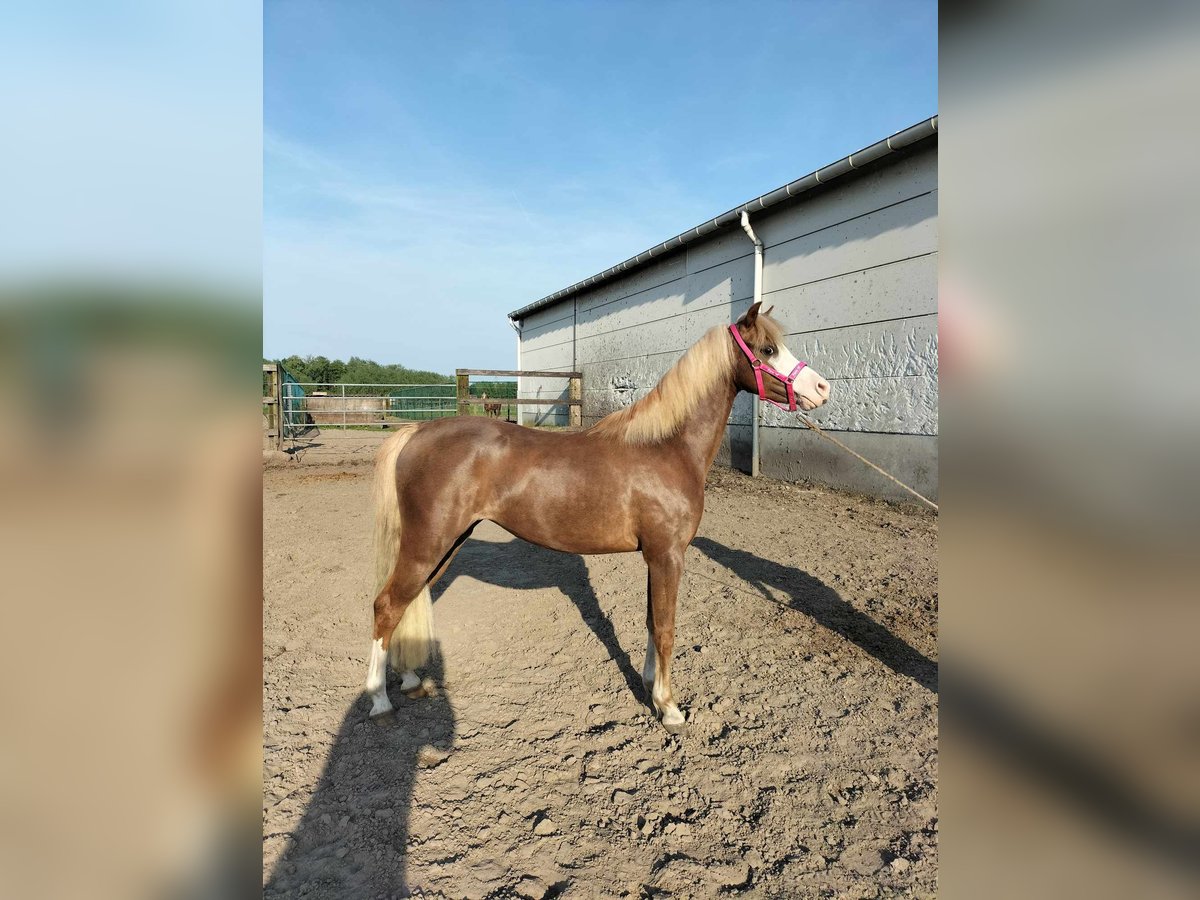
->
[762,305,774,317]
[738,302,762,327]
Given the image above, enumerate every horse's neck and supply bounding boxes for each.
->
[669,379,739,473]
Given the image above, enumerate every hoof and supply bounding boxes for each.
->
[398,671,421,692]
[405,678,438,700]
[662,718,689,736]
[368,706,395,723]
[660,706,688,736]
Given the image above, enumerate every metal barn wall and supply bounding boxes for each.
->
[517,303,576,426]
[517,139,937,500]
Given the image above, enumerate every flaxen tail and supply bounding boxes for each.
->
[372,424,434,672]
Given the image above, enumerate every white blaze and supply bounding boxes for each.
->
[773,340,828,410]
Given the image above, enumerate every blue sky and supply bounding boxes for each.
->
[264,0,936,373]
[3,2,261,287]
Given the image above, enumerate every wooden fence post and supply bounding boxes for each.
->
[276,366,284,450]
[569,374,582,428]
[262,364,273,447]
[263,363,283,451]
[456,370,470,416]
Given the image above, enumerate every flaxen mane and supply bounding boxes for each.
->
[590,315,785,445]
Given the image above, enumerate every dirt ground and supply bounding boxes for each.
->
[263,445,938,899]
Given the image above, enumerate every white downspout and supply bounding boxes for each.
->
[739,210,763,478]
[508,315,522,425]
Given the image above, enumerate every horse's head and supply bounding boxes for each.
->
[731,302,830,412]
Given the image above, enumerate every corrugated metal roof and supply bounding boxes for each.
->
[508,115,937,322]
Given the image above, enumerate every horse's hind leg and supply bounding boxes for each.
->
[644,547,687,734]
[366,522,478,717]
[366,551,441,717]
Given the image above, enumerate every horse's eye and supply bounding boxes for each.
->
[763,346,775,356]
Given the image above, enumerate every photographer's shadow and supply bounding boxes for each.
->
[264,647,455,899]
[691,536,938,693]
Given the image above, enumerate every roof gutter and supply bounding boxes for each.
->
[509,115,937,322]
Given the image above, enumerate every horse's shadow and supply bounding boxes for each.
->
[433,532,646,702]
[434,532,938,700]
[265,537,936,896]
[263,649,455,899]
[690,536,938,694]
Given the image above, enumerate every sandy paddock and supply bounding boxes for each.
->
[263,445,937,899]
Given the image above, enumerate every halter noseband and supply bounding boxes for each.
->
[729,323,808,412]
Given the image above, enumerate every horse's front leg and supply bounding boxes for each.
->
[643,547,687,734]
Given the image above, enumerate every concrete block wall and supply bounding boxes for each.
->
[515,140,937,499]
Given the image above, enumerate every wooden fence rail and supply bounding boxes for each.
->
[456,368,583,428]
[458,398,580,407]
[457,368,581,379]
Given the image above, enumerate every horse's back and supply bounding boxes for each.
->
[407,415,584,451]
[393,416,652,551]
[398,415,580,483]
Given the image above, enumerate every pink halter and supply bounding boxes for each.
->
[729,323,808,412]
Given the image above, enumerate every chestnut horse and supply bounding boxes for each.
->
[480,392,503,418]
[365,303,830,732]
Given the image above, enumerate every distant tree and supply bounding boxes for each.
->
[279,354,314,383]
[469,380,517,398]
[272,354,454,393]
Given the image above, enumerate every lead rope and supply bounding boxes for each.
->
[794,412,939,512]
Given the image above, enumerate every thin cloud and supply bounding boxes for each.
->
[264,134,682,369]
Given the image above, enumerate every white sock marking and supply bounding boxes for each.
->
[653,676,683,726]
[399,670,420,692]
[365,637,393,716]
[642,629,656,686]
